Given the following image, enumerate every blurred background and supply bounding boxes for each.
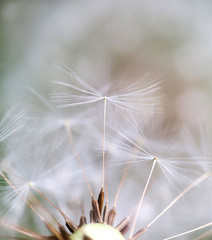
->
[0,0,212,121]
[0,0,212,239]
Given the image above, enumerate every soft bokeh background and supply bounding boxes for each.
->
[0,1,212,239]
[1,0,212,117]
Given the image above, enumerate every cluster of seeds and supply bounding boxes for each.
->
[0,67,211,240]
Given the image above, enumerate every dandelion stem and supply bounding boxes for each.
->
[147,172,211,229]
[192,228,212,240]
[114,162,131,208]
[102,97,107,189]
[129,158,157,238]
[114,135,145,208]
[163,222,212,240]
[0,236,29,240]
[105,157,109,204]
[0,222,44,239]
[30,184,71,221]
[64,120,93,196]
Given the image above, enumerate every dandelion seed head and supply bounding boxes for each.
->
[0,67,211,240]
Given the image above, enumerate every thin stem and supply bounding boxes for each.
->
[192,228,212,240]
[102,97,107,189]
[105,157,109,204]
[163,222,212,240]
[114,163,130,208]
[113,135,147,208]
[0,236,29,240]
[0,222,42,239]
[129,158,157,238]
[147,172,211,229]
[29,184,68,219]
[64,120,93,196]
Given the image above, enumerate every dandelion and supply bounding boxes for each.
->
[0,68,211,240]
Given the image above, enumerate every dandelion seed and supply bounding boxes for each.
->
[0,130,83,225]
[106,115,210,188]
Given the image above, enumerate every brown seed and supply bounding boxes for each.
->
[79,216,87,227]
[102,202,109,223]
[97,187,104,215]
[115,216,130,235]
[90,209,95,223]
[107,207,116,226]
[58,223,70,240]
[91,197,102,222]
[129,227,147,240]
[65,219,77,233]
[119,223,130,236]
